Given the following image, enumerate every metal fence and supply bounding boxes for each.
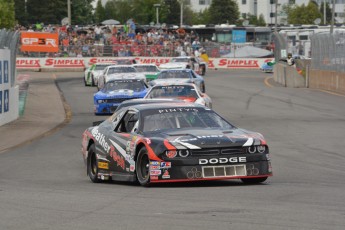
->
[0,29,20,87]
[311,33,345,72]
[16,43,271,59]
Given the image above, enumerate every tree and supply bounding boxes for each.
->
[287,2,322,24]
[208,0,239,24]
[71,0,94,25]
[192,8,211,25]
[161,0,180,25]
[0,0,15,29]
[14,0,28,25]
[319,2,332,24]
[257,14,266,26]
[94,0,106,24]
[26,0,67,25]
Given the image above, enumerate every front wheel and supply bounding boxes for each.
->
[136,147,150,186]
[200,66,206,75]
[201,83,206,93]
[87,144,101,183]
[241,177,268,184]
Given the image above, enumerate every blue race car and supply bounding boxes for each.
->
[260,61,275,73]
[94,79,148,115]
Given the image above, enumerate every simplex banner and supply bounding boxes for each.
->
[16,57,274,70]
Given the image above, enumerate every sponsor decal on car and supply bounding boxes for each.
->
[130,165,135,172]
[91,128,110,152]
[150,165,160,170]
[98,162,109,169]
[109,146,125,170]
[150,170,162,176]
[162,170,170,179]
[151,175,159,180]
[150,161,160,166]
[160,162,171,169]
[199,157,247,165]
[158,108,199,114]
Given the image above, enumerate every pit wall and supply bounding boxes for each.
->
[16,57,274,71]
[309,70,345,94]
[273,62,306,88]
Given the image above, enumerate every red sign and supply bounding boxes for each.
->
[218,59,259,68]
[16,59,41,68]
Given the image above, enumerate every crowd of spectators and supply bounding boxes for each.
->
[15,23,211,58]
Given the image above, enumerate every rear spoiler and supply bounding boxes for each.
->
[92,120,104,126]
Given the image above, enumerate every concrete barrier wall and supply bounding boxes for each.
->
[0,49,19,126]
[274,63,306,88]
[309,70,345,94]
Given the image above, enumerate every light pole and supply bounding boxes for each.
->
[324,0,326,24]
[154,4,161,25]
[67,0,71,25]
[178,0,184,27]
[274,0,278,32]
[330,0,335,34]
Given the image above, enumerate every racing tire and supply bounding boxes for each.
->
[87,144,101,183]
[241,177,268,184]
[201,83,206,93]
[200,66,206,75]
[136,147,151,187]
[91,75,95,86]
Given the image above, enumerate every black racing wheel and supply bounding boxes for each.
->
[136,147,150,187]
[87,144,101,183]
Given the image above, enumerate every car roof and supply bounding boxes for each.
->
[152,82,195,87]
[160,69,192,73]
[128,102,206,112]
[115,99,186,111]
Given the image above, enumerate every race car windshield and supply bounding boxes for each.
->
[134,66,159,72]
[104,80,146,92]
[108,67,137,74]
[171,58,189,63]
[142,108,233,132]
[158,71,190,79]
[95,65,111,70]
[147,85,198,100]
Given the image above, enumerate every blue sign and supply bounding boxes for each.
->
[232,30,246,43]
[0,61,2,84]
[4,89,9,113]
[4,60,8,83]
[0,91,2,114]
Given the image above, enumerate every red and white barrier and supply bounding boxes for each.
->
[16,57,274,70]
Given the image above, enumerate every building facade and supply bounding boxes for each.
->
[188,0,345,24]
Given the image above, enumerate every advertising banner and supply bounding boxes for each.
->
[16,57,274,70]
[20,32,59,53]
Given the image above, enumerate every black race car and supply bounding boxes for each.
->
[81,103,272,186]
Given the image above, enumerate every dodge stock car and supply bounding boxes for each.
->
[81,103,272,186]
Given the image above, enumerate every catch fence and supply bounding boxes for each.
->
[311,33,345,73]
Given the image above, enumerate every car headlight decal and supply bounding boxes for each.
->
[247,145,266,154]
[97,99,106,104]
[178,150,190,157]
[166,150,177,158]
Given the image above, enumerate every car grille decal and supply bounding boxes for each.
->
[243,138,254,146]
[173,137,201,149]
[202,165,247,178]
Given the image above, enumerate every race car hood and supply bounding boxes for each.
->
[94,89,147,99]
[149,128,265,149]
[159,63,187,69]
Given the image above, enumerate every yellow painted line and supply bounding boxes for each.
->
[317,89,345,98]
[264,77,273,88]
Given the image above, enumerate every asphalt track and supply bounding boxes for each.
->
[1,69,345,230]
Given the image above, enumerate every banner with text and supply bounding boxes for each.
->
[16,57,273,70]
[20,32,59,53]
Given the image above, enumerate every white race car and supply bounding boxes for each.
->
[159,56,207,75]
[97,65,145,90]
[84,62,115,86]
